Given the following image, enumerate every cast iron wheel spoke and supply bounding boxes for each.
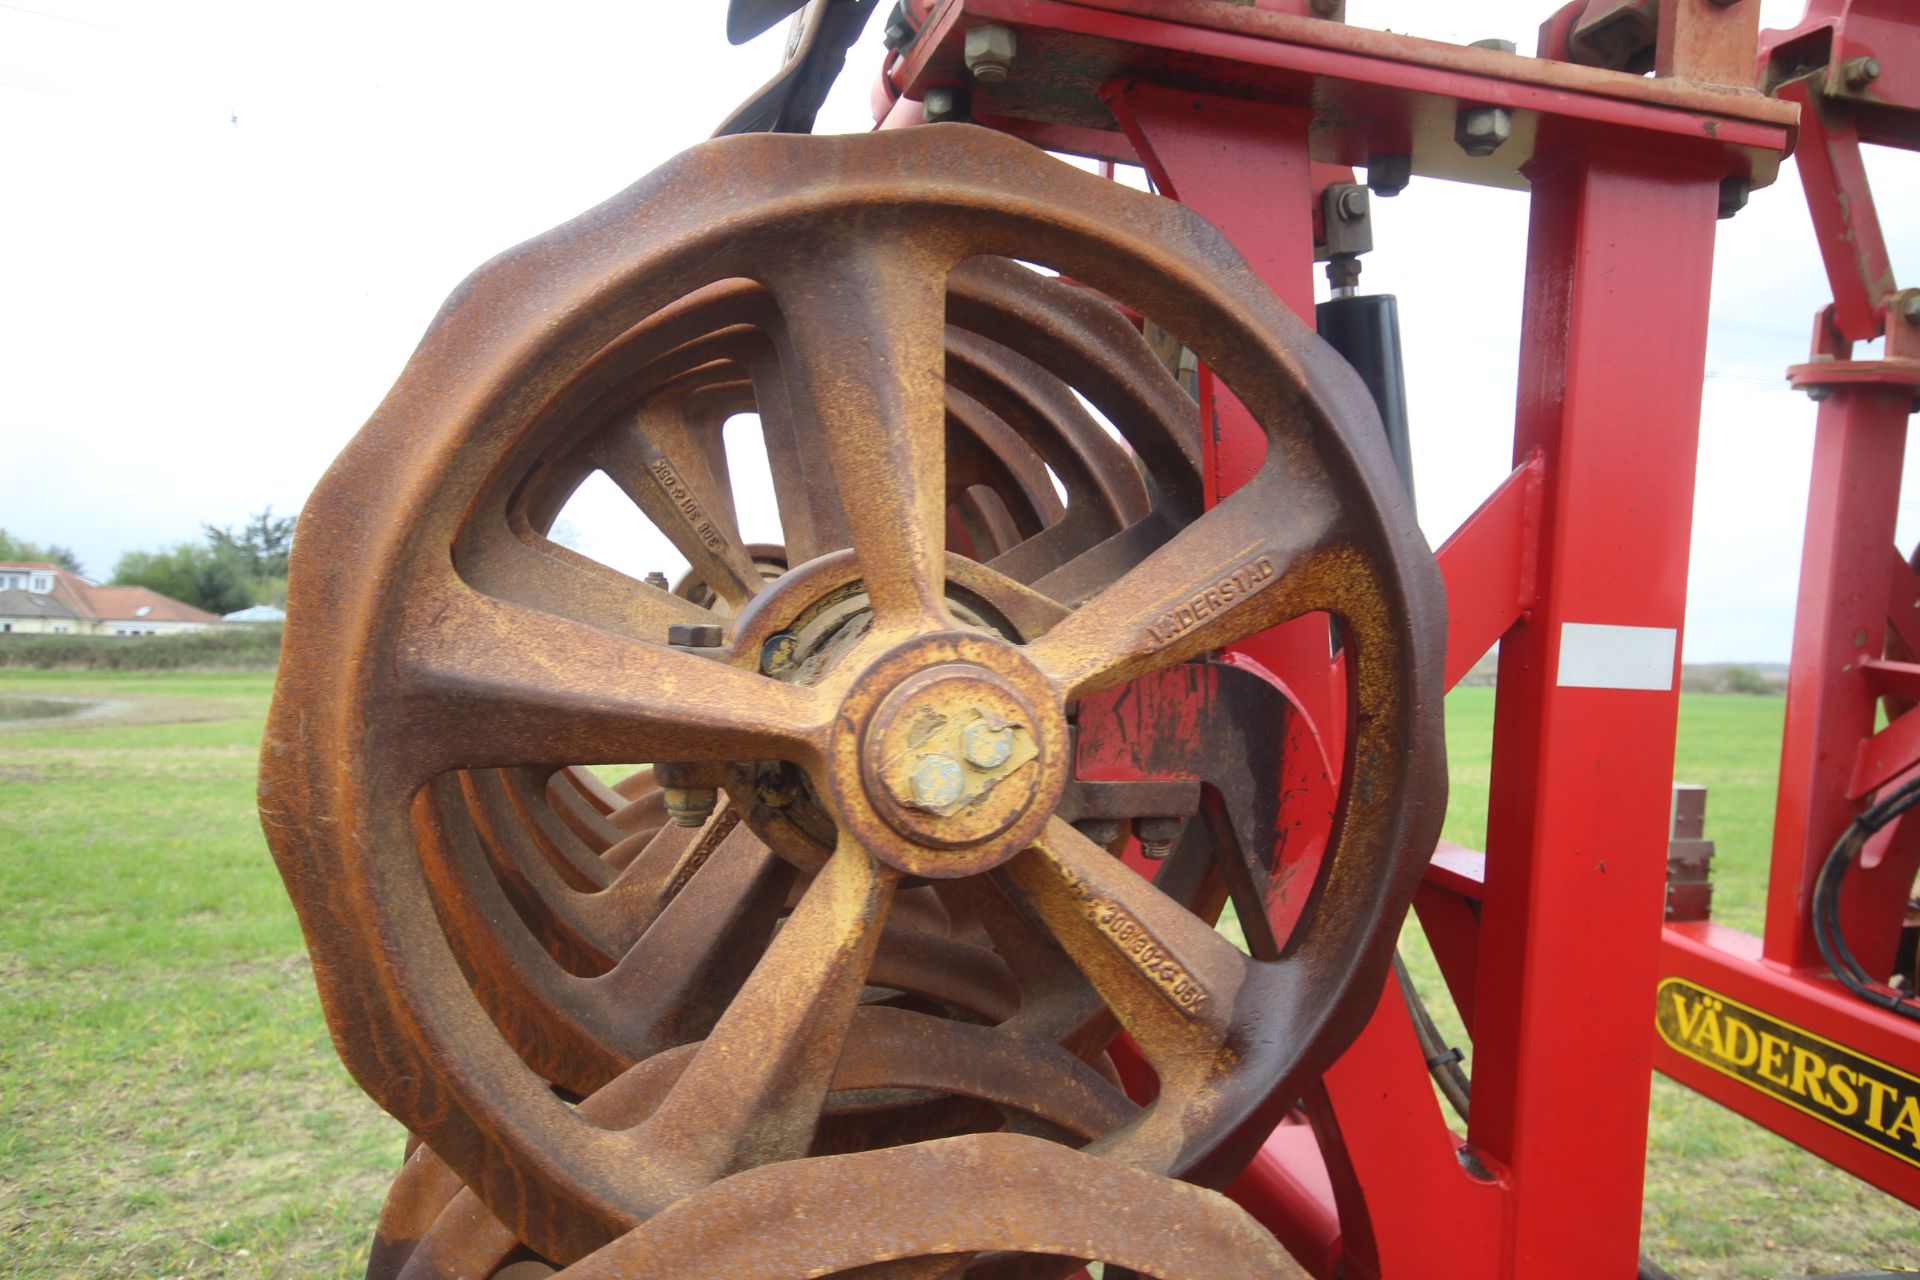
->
[630,830,899,1194]
[944,325,1148,535]
[422,780,789,1094]
[945,257,1202,523]
[1025,473,1343,701]
[459,771,624,972]
[542,768,629,855]
[864,924,1023,1024]
[939,552,1072,639]
[463,520,720,631]
[556,764,626,815]
[766,242,952,631]
[932,874,1106,1048]
[496,769,618,892]
[594,406,765,610]
[1003,819,1250,1068]
[751,342,851,564]
[585,803,743,946]
[586,820,796,1061]
[391,577,828,780]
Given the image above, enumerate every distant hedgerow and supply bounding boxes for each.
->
[0,626,283,670]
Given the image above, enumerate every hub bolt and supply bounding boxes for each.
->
[909,754,966,810]
[962,721,1015,769]
[664,786,718,828]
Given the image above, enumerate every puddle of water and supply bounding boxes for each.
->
[0,696,99,722]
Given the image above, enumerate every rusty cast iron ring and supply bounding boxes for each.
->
[261,124,1446,1269]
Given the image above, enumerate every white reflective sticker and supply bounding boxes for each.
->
[1556,622,1678,692]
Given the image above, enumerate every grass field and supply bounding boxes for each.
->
[1429,691,1920,1277]
[0,671,1915,1277]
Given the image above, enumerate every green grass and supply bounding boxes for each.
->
[0,671,393,1278]
[1415,689,1920,1278]
[1,673,1914,1277]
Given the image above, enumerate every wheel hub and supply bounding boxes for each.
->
[862,663,1042,848]
[824,631,1068,879]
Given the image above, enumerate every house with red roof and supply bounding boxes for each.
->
[0,563,221,636]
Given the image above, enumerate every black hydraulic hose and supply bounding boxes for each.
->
[1392,952,1472,1119]
[1811,773,1920,1024]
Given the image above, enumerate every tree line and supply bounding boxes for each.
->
[0,509,295,616]
[0,530,83,574]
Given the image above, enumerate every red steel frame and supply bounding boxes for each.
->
[1652,0,1920,1213]
[865,0,1916,1275]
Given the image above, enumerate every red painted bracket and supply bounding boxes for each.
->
[1658,921,1920,1204]
[1849,546,1920,799]
[1433,452,1545,691]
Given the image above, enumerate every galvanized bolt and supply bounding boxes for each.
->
[1133,815,1184,860]
[961,720,1014,769]
[922,86,967,123]
[909,754,966,809]
[1454,58,1512,160]
[1335,186,1368,222]
[643,571,670,591]
[1717,176,1750,220]
[1327,254,1362,294]
[663,786,718,828]
[1842,55,1880,88]
[963,25,1017,85]
[1455,104,1512,157]
[1456,46,1515,157]
[666,622,723,647]
[883,13,913,49]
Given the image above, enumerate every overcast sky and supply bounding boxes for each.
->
[3,0,1913,660]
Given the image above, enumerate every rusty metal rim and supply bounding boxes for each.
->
[261,125,1445,1264]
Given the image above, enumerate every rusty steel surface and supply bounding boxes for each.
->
[259,124,1445,1275]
